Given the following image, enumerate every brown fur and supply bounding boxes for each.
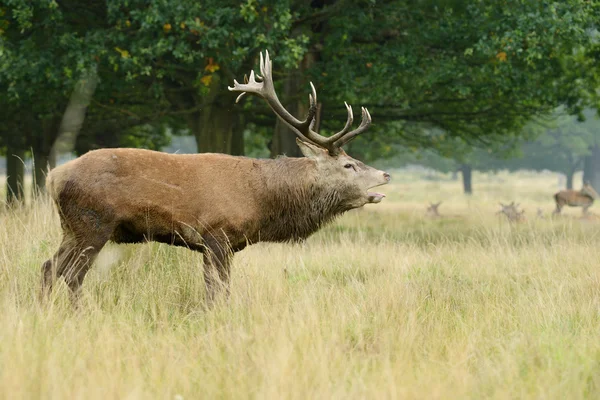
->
[553,183,600,215]
[426,202,442,218]
[42,146,388,303]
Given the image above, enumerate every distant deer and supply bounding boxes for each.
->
[536,208,545,219]
[426,202,442,218]
[41,51,390,304]
[497,202,526,222]
[553,182,600,215]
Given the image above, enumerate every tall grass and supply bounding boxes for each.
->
[1,170,600,399]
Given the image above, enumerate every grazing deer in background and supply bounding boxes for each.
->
[425,201,465,220]
[41,50,391,304]
[536,208,545,219]
[497,202,526,222]
[426,202,442,218]
[553,182,600,215]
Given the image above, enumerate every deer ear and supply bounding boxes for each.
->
[296,138,329,159]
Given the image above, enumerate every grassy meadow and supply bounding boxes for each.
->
[1,169,600,399]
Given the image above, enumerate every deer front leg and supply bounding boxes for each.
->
[583,204,591,216]
[202,234,233,306]
[553,202,563,215]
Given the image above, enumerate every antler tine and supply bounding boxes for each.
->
[235,93,246,103]
[302,82,318,131]
[310,81,317,105]
[333,107,372,148]
[229,50,327,148]
[324,102,354,144]
[229,61,265,104]
[229,50,373,155]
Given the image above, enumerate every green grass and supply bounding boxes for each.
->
[1,170,600,399]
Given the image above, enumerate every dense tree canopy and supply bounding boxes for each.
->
[2,0,600,203]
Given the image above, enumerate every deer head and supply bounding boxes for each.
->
[497,202,525,222]
[426,201,442,217]
[582,182,600,199]
[536,208,545,219]
[229,50,390,206]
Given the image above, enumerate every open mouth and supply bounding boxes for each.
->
[367,191,386,203]
[367,182,388,203]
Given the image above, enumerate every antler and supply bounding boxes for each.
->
[228,50,371,155]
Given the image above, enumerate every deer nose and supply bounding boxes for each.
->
[383,172,391,181]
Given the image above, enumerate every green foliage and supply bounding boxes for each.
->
[103,0,308,90]
[313,0,599,152]
[387,108,600,179]
[2,0,600,166]
[503,109,600,175]
[117,124,172,150]
[243,124,271,158]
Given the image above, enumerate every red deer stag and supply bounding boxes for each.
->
[41,50,391,303]
[553,182,600,216]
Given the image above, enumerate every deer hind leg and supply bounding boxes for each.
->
[553,198,564,214]
[553,206,562,215]
[583,204,591,216]
[41,233,73,300]
[202,234,233,306]
[41,226,113,303]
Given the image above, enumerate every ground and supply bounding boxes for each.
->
[1,170,600,399]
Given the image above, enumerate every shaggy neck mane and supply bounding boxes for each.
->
[256,157,351,242]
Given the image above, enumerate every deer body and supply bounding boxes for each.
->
[48,148,363,249]
[553,183,600,215]
[41,50,390,303]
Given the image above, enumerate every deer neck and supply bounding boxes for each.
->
[255,157,350,242]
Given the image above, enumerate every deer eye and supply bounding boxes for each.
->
[344,163,355,170]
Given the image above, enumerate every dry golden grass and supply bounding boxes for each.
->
[1,170,600,399]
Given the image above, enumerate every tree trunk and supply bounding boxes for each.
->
[271,117,303,157]
[231,126,245,156]
[270,51,318,158]
[32,117,61,195]
[51,71,98,160]
[565,170,574,190]
[192,74,242,154]
[583,152,591,184]
[566,172,574,190]
[583,144,600,190]
[269,69,304,158]
[460,164,473,195]
[32,150,52,195]
[6,142,26,205]
[195,107,237,154]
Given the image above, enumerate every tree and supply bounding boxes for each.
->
[101,0,309,154]
[56,1,600,157]
[3,0,600,203]
[0,1,174,198]
[307,0,599,151]
[512,112,598,189]
[0,1,102,198]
